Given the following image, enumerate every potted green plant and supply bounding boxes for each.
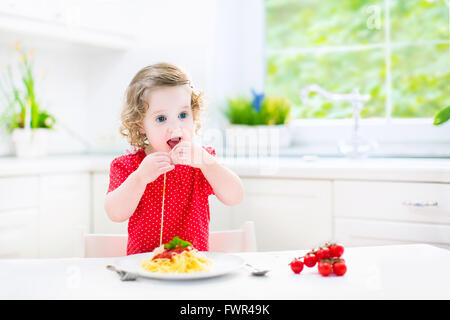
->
[224,90,292,152]
[0,42,55,157]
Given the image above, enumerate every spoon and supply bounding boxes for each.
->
[245,263,270,276]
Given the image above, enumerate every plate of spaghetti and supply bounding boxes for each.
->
[114,237,245,280]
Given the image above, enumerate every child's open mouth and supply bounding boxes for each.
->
[167,137,182,149]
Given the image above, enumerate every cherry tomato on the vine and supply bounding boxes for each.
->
[328,244,344,258]
[316,247,331,260]
[289,259,304,274]
[303,253,318,268]
[333,261,347,276]
[318,260,332,277]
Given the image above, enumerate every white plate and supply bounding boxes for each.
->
[113,252,245,280]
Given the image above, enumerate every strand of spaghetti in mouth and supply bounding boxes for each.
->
[159,172,167,247]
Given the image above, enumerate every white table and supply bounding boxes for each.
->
[1,244,449,300]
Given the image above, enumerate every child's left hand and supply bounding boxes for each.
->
[170,141,211,169]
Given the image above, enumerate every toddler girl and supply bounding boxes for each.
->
[104,63,243,255]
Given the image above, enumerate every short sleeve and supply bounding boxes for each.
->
[107,157,132,193]
[202,146,216,157]
[200,146,216,196]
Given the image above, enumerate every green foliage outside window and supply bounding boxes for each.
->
[265,0,450,119]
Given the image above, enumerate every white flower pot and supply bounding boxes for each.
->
[12,128,50,158]
[0,129,14,156]
[225,124,291,157]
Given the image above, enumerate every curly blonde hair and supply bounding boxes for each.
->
[120,63,204,149]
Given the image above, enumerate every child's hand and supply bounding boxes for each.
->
[137,152,174,184]
[170,141,211,169]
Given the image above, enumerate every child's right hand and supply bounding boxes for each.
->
[136,152,174,184]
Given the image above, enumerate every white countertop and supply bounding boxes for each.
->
[1,244,449,300]
[0,154,112,176]
[223,156,450,182]
[0,154,449,182]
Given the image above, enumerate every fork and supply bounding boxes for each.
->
[106,265,138,281]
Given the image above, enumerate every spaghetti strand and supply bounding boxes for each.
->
[141,250,212,273]
[159,172,167,247]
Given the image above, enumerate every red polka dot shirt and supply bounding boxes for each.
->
[107,147,216,255]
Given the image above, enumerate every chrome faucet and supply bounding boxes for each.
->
[300,84,370,105]
[300,84,376,158]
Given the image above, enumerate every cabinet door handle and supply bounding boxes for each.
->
[402,201,438,207]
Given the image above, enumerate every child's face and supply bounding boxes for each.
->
[141,85,194,153]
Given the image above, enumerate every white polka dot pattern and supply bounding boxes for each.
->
[107,147,216,255]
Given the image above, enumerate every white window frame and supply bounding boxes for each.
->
[262,0,450,157]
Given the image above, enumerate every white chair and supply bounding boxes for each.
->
[84,233,128,258]
[209,221,257,253]
[83,221,257,258]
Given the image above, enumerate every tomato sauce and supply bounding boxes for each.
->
[152,246,192,260]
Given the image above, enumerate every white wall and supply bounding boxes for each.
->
[0,0,265,156]
[209,0,265,129]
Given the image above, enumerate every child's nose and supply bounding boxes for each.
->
[169,127,183,138]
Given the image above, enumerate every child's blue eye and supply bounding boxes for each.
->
[156,116,166,123]
[179,112,187,119]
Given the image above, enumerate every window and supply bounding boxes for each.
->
[265,0,450,121]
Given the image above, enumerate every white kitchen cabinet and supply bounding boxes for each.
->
[0,176,39,258]
[335,181,450,224]
[92,172,127,234]
[0,0,135,50]
[231,178,333,251]
[334,181,450,249]
[0,208,39,258]
[38,173,90,258]
[335,218,450,250]
[0,176,39,211]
